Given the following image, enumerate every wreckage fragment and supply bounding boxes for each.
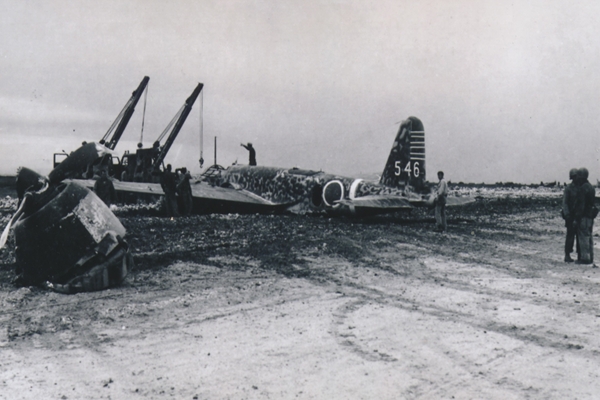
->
[3,142,133,293]
[15,167,45,202]
[14,182,132,293]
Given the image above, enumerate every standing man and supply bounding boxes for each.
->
[574,168,596,265]
[160,164,179,218]
[562,168,579,262]
[177,167,193,216]
[241,142,257,166]
[434,171,448,232]
[93,168,117,207]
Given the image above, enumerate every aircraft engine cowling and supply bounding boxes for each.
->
[322,180,345,208]
[13,182,132,293]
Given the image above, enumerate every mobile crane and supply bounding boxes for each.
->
[119,82,204,182]
[102,76,150,150]
[53,76,150,176]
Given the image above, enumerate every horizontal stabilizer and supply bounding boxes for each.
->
[419,194,476,208]
[337,195,413,210]
[445,196,476,207]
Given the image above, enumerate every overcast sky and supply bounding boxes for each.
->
[1,0,599,184]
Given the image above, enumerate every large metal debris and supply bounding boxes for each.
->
[3,142,133,293]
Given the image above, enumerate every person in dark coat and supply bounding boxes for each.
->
[241,142,257,166]
[562,168,580,262]
[574,168,596,265]
[160,164,179,217]
[177,167,193,216]
[93,169,117,207]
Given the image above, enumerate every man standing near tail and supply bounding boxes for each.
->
[435,171,448,232]
[562,168,579,262]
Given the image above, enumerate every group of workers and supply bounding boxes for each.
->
[562,167,597,265]
[160,164,193,217]
[93,163,193,218]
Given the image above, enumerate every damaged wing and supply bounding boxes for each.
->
[190,182,282,207]
[75,179,164,195]
[78,178,294,213]
[77,178,279,205]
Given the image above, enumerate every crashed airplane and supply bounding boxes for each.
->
[78,116,473,216]
[2,143,133,294]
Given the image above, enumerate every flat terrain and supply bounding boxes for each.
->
[1,187,600,399]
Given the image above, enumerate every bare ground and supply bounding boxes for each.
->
[1,190,600,399]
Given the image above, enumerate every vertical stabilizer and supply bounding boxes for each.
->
[379,116,425,189]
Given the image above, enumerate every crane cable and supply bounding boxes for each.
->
[156,105,185,143]
[100,98,130,143]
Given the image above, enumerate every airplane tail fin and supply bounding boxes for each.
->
[379,116,425,190]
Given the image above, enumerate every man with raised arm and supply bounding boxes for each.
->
[241,142,257,166]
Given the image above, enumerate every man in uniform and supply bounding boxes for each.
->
[241,142,257,166]
[177,167,193,216]
[93,168,117,207]
[434,171,448,232]
[160,164,179,217]
[574,168,596,265]
[562,168,579,262]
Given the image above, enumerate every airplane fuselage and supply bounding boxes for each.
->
[219,165,424,215]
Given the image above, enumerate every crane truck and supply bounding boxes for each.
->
[119,82,204,183]
[53,76,150,176]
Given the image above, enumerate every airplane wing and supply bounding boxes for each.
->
[115,180,164,195]
[72,179,165,195]
[189,182,280,206]
[73,178,295,213]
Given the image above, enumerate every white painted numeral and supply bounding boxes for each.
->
[394,161,421,178]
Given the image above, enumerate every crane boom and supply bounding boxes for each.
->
[105,76,150,150]
[152,82,204,170]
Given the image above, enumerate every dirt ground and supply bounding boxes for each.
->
[1,187,600,399]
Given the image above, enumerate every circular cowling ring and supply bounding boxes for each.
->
[322,180,345,208]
